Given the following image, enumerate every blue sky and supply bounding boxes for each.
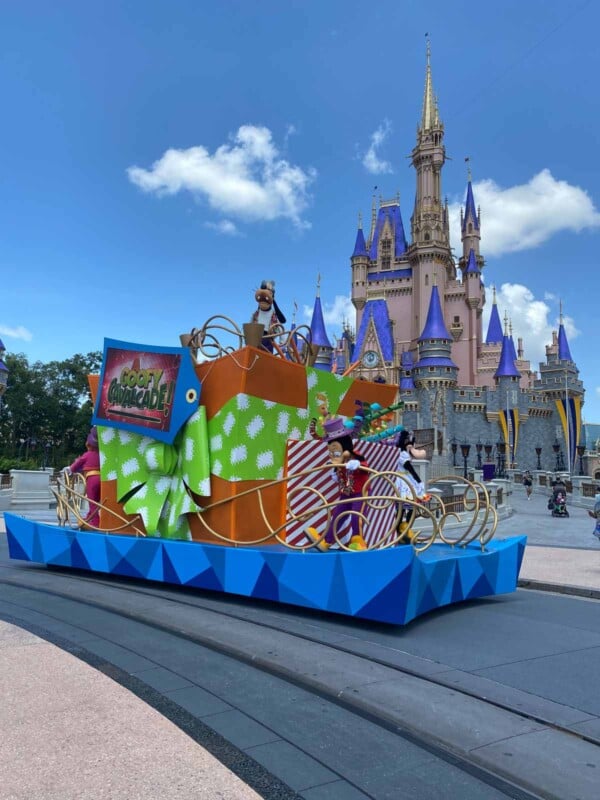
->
[1,0,599,418]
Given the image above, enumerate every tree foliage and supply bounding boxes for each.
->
[0,351,102,469]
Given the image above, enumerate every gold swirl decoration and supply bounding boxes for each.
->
[181,317,325,366]
[52,473,146,536]
[188,466,498,553]
[51,465,498,552]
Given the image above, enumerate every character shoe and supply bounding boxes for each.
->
[348,535,367,551]
[306,527,329,552]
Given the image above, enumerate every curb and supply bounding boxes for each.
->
[518,578,600,600]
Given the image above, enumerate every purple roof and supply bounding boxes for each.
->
[485,302,503,344]
[368,268,412,281]
[0,360,7,372]
[461,180,479,232]
[352,226,368,257]
[414,356,457,369]
[558,323,573,361]
[464,248,479,274]
[352,300,394,362]
[418,286,451,341]
[309,297,332,348]
[0,338,5,350]
[368,205,408,260]
[494,335,521,379]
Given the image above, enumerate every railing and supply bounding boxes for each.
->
[582,483,600,498]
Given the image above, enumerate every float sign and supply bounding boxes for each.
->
[93,338,201,444]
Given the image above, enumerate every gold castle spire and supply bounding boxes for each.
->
[421,36,439,130]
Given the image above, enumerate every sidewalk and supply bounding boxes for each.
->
[0,620,262,800]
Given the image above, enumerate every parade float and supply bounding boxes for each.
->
[5,292,525,625]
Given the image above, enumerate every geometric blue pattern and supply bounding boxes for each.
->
[4,513,526,626]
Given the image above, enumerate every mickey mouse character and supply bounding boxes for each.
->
[306,416,369,551]
[251,280,286,352]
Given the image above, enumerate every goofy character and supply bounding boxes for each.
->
[251,280,286,352]
[306,416,369,551]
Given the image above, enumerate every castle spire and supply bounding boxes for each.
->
[421,36,439,131]
[351,214,368,257]
[485,287,503,344]
[495,333,521,379]
[419,284,450,341]
[557,301,573,361]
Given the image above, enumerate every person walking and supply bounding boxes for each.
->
[523,470,533,500]
[587,492,600,541]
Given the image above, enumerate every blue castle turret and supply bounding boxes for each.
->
[413,282,458,388]
[309,279,333,371]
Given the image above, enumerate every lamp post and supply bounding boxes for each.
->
[460,443,471,479]
[552,439,561,472]
[535,446,542,471]
[576,444,585,476]
[450,438,457,468]
[475,440,483,470]
[484,442,493,462]
[496,439,506,478]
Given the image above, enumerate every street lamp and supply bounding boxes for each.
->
[460,442,471,479]
[552,439,561,472]
[484,442,493,462]
[450,438,457,468]
[496,439,506,478]
[576,443,586,476]
[475,440,483,469]
[535,446,542,471]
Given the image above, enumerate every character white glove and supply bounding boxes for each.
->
[61,466,72,476]
[346,459,361,471]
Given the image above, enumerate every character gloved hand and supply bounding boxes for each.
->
[346,459,361,471]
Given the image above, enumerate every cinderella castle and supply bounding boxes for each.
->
[308,45,585,475]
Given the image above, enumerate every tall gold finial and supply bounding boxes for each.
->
[432,270,437,287]
[465,156,472,182]
[492,285,497,304]
[509,320,513,337]
[559,298,564,323]
[292,300,298,325]
[421,34,436,130]
[316,273,321,298]
[358,211,362,229]
[503,310,509,336]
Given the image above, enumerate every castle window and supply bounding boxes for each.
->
[424,232,431,241]
[381,238,391,254]
[454,315,460,324]
[429,367,435,372]
[382,257,391,270]
[425,274,429,286]
[468,223,473,233]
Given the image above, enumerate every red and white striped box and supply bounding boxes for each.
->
[285,439,400,547]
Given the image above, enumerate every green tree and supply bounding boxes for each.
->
[0,351,102,468]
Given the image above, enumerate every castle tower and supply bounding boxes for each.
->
[413,282,458,454]
[309,278,333,371]
[494,327,521,468]
[535,304,584,471]
[408,41,455,346]
[350,214,368,312]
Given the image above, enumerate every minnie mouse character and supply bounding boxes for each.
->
[306,416,369,551]
[251,280,286,352]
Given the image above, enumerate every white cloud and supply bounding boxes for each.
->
[0,324,32,341]
[449,169,600,257]
[361,120,393,175]
[482,282,579,366]
[204,219,241,236]
[127,125,316,229]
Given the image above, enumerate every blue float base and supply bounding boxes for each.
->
[4,513,526,625]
